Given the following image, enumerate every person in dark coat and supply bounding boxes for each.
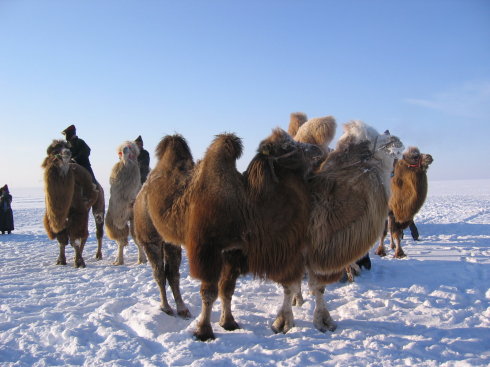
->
[0,184,14,234]
[61,124,97,183]
[135,135,150,184]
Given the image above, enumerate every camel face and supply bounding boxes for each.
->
[45,140,72,169]
[376,134,404,160]
[117,142,139,164]
[403,147,433,170]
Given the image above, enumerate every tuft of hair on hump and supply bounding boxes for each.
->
[209,133,243,161]
[154,134,192,161]
[288,112,308,137]
[337,120,380,147]
[294,116,337,151]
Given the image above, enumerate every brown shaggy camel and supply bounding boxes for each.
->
[105,141,146,265]
[133,135,192,318]
[306,121,404,332]
[376,147,433,258]
[143,129,321,341]
[42,140,99,268]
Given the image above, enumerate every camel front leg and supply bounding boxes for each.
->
[113,238,128,265]
[271,280,300,334]
[309,271,337,332]
[145,242,174,315]
[164,243,191,318]
[195,281,218,341]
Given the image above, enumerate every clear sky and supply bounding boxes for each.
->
[1,0,489,188]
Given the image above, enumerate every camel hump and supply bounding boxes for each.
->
[207,133,243,161]
[288,112,308,136]
[155,134,193,162]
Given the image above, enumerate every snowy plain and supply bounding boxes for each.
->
[1,179,489,367]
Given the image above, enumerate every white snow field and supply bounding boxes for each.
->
[1,180,489,367]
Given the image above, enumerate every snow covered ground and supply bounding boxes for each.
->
[1,180,489,367]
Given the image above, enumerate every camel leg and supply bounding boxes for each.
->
[392,230,406,258]
[130,218,147,264]
[144,241,174,315]
[292,283,304,307]
[375,218,388,257]
[113,238,128,266]
[56,231,68,265]
[164,243,191,318]
[271,280,300,334]
[94,211,104,260]
[72,238,86,268]
[195,281,218,341]
[308,272,337,333]
[217,250,246,331]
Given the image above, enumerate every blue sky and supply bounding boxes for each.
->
[1,0,489,188]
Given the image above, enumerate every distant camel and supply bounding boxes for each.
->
[105,141,146,265]
[42,140,98,268]
[376,147,433,258]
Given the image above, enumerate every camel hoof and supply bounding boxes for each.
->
[177,309,192,319]
[113,261,124,266]
[271,313,295,334]
[220,318,240,331]
[160,306,175,316]
[56,259,67,266]
[394,251,406,258]
[194,324,215,342]
[95,252,103,261]
[375,248,386,257]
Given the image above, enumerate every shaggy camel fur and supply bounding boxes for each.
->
[133,135,192,318]
[376,147,433,258]
[144,130,321,341]
[105,141,146,265]
[42,140,98,268]
[294,115,337,156]
[287,112,308,137]
[191,129,322,341]
[306,121,404,332]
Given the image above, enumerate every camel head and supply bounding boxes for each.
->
[42,140,72,169]
[338,121,404,160]
[257,128,323,178]
[117,141,140,164]
[403,147,434,171]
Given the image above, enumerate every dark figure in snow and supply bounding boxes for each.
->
[0,185,14,234]
[135,135,150,184]
[61,124,97,183]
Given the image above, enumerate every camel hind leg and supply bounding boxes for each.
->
[93,211,104,260]
[164,242,191,318]
[144,240,174,315]
[92,183,105,260]
[113,237,128,265]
